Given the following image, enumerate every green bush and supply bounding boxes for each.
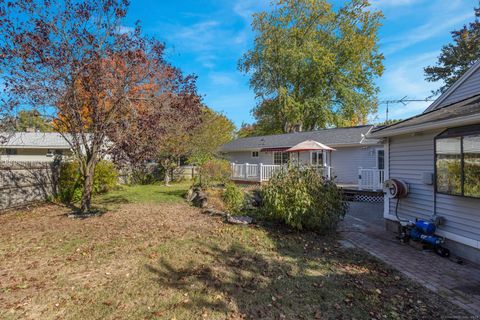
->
[58,160,118,204]
[92,161,119,194]
[197,158,231,188]
[58,161,82,203]
[261,167,348,233]
[222,182,245,214]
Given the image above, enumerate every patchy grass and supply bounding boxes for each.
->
[94,182,190,208]
[0,185,470,319]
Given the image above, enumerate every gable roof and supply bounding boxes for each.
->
[368,94,480,138]
[424,59,480,113]
[0,132,71,149]
[221,125,380,152]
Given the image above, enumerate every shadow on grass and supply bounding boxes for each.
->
[144,224,466,319]
[157,189,187,198]
[94,195,130,206]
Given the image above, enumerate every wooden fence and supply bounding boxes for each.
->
[0,161,59,211]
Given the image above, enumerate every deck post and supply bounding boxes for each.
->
[358,167,363,190]
[259,163,263,182]
[245,163,249,180]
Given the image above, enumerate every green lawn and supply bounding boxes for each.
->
[0,184,469,319]
[94,182,190,208]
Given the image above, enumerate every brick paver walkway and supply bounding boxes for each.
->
[339,203,480,316]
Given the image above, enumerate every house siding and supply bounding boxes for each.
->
[0,148,72,162]
[224,151,273,165]
[388,130,480,244]
[331,146,378,184]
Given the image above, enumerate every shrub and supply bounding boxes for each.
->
[197,158,231,188]
[58,161,83,203]
[92,161,118,194]
[261,167,348,233]
[222,182,245,214]
[58,160,118,204]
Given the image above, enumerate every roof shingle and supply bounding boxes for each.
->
[221,125,379,152]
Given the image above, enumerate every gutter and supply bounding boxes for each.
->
[220,142,381,153]
[0,146,71,149]
[367,114,480,138]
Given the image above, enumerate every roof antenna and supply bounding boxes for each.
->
[379,96,435,122]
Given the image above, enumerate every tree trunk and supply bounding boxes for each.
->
[163,160,171,186]
[80,160,96,213]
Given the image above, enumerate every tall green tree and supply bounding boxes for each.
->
[15,110,52,132]
[239,0,384,134]
[424,4,480,95]
[188,108,235,165]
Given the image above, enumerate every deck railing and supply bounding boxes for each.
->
[231,163,331,182]
[358,168,385,191]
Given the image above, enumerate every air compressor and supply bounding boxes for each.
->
[384,179,450,258]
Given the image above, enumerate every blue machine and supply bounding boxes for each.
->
[399,219,450,257]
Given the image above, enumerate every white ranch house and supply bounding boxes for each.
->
[369,60,480,264]
[221,125,385,190]
[0,132,72,162]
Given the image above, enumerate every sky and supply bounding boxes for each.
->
[123,0,476,128]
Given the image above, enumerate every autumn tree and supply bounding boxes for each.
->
[111,83,202,186]
[424,4,480,95]
[0,0,199,213]
[239,0,384,133]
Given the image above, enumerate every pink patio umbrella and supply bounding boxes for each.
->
[285,140,336,168]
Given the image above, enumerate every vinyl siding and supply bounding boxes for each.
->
[223,151,272,165]
[331,146,378,184]
[0,148,72,162]
[436,67,480,109]
[388,130,480,242]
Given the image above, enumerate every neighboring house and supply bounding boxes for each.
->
[0,132,72,162]
[220,125,385,189]
[369,60,480,264]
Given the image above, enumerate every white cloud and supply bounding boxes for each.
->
[116,25,135,34]
[370,0,421,8]
[372,51,444,122]
[233,0,267,21]
[209,72,239,87]
[383,14,471,55]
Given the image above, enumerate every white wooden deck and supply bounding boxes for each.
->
[231,163,385,191]
[231,163,332,183]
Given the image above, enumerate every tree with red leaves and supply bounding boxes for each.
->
[0,0,201,213]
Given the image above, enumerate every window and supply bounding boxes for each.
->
[6,148,17,155]
[252,151,259,158]
[377,149,385,170]
[435,125,480,198]
[273,151,289,165]
[310,151,323,166]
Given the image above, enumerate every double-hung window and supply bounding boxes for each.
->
[273,151,289,165]
[6,148,17,155]
[310,151,323,166]
[435,125,480,198]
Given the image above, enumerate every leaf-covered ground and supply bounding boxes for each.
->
[0,184,469,319]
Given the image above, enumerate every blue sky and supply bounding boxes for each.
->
[124,0,476,128]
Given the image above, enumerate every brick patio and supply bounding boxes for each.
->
[339,202,480,316]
